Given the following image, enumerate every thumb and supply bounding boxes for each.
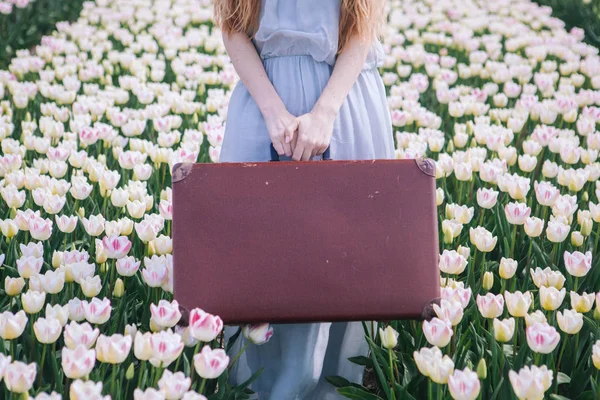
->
[285,118,299,143]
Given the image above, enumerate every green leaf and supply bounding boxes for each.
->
[336,387,384,400]
[225,327,242,353]
[347,356,373,367]
[325,375,352,388]
[489,377,505,400]
[237,367,264,389]
[550,395,572,400]
[365,335,392,399]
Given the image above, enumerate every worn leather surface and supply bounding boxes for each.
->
[172,158,440,324]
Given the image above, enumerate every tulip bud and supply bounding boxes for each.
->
[197,83,206,97]
[9,207,17,219]
[148,241,156,256]
[99,263,108,274]
[583,192,589,202]
[594,306,600,321]
[125,363,135,380]
[483,271,494,290]
[476,358,487,379]
[5,277,25,296]
[77,207,85,218]
[113,278,124,298]
[580,219,593,236]
[436,188,445,206]
[52,251,63,269]
[571,231,584,247]
[499,258,518,280]
[379,326,399,349]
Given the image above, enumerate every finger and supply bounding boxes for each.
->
[302,145,313,161]
[292,141,304,161]
[284,119,299,144]
[283,140,293,157]
[315,143,327,156]
[272,140,285,156]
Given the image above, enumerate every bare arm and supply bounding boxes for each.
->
[292,33,373,161]
[222,31,297,157]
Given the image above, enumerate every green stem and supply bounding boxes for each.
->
[111,364,118,395]
[198,378,206,393]
[522,239,533,291]
[595,223,600,254]
[551,243,558,269]
[556,334,568,369]
[228,341,250,371]
[137,360,146,390]
[428,379,433,400]
[574,332,580,365]
[512,318,518,360]
[38,344,47,385]
[388,348,397,400]
[510,224,517,259]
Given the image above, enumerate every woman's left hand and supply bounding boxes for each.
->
[290,106,336,161]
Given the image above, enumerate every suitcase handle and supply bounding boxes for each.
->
[269,143,331,161]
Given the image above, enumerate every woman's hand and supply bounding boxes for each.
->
[290,105,336,161]
[221,31,297,157]
[263,105,298,158]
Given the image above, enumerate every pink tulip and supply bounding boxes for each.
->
[504,202,531,225]
[526,322,560,354]
[82,297,112,325]
[193,345,229,379]
[116,256,141,277]
[64,321,100,349]
[69,380,108,400]
[242,323,274,345]
[476,188,499,209]
[150,300,182,329]
[16,256,43,279]
[476,293,504,318]
[0,354,11,383]
[4,361,36,393]
[534,181,560,206]
[422,317,453,347]
[142,263,167,288]
[158,369,191,400]
[149,329,184,368]
[188,308,223,342]
[448,368,481,400]
[440,286,472,309]
[563,250,592,277]
[101,234,132,259]
[439,250,468,275]
[96,334,132,364]
[28,217,53,241]
[67,298,86,322]
[509,365,553,400]
[62,345,96,379]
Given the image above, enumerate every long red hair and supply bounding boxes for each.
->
[213,0,384,54]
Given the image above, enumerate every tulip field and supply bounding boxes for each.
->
[1,0,600,398]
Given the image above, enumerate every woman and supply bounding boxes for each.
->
[214,0,394,398]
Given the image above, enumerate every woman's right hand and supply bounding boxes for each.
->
[262,105,298,158]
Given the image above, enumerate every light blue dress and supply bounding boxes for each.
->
[219,0,395,399]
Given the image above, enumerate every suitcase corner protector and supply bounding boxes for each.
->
[172,162,194,183]
[414,157,436,177]
[420,297,442,321]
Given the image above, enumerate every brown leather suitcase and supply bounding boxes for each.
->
[172,145,440,325]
